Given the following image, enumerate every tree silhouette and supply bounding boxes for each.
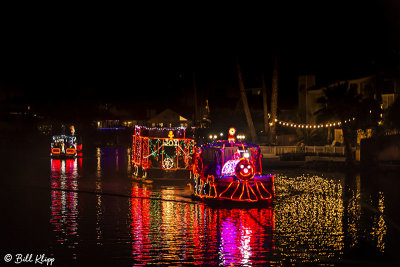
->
[236,58,257,144]
[269,52,278,144]
[315,82,360,164]
[316,82,380,164]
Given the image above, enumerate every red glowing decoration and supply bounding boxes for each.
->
[228,127,236,143]
[191,129,275,203]
[66,148,76,155]
[132,126,195,176]
[235,158,255,181]
[51,148,61,154]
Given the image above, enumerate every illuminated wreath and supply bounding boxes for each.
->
[162,158,174,169]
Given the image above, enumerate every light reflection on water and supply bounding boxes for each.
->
[50,158,81,259]
[130,182,275,265]
[47,148,394,265]
[274,174,345,263]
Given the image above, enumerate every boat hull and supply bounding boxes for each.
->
[191,174,275,203]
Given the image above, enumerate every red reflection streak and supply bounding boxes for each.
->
[130,184,151,265]
[190,204,207,263]
[50,159,80,248]
[128,183,275,265]
[216,208,275,265]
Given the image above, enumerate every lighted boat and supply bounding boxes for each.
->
[50,135,82,158]
[132,125,195,178]
[191,128,274,203]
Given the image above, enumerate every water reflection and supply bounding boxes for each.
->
[216,208,275,266]
[274,174,345,263]
[50,159,81,256]
[371,191,387,252]
[95,148,104,245]
[129,182,275,265]
[44,148,396,265]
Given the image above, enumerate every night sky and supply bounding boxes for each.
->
[0,2,399,112]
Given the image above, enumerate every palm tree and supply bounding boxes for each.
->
[270,52,278,144]
[315,82,381,163]
[261,72,269,137]
[315,82,360,164]
[192,72,199,127]
[236,58,257,144]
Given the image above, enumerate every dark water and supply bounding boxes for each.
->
[1,148,400,266]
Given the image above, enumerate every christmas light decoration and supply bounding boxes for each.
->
[162,158,174,169]
[191,130,274,203]
[52,148,61,154]
[221,159,240,176]
[132,126,195,173]
[235,158,255,181]
[51,135,82,158]
[269,117,356,129]
[228,127,236,142]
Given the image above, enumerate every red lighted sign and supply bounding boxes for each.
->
[66,148,76,155]
[52,148,61,154]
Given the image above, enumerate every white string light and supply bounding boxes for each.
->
[270,117,356,129]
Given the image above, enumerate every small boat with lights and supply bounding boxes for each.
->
[50,135,82,158]
[190,128,274,204]
[131,125,195,179]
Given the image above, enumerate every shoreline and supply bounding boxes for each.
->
[261,158,400,173]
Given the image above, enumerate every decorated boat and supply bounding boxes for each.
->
[50,135,82,158]
[132,125,195,178]
[191,128,274,203]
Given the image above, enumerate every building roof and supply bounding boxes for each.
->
[147,108,191,125]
